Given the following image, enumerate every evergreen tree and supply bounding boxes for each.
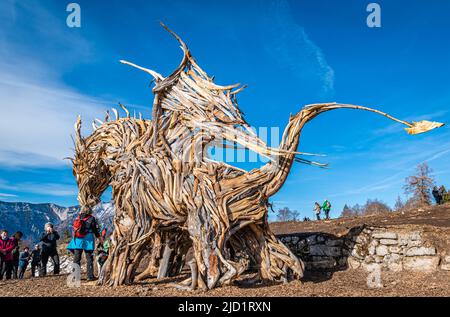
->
[394,195,405,211]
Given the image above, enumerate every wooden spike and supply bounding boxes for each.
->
[119,103,130,118]
[112,108,119,120]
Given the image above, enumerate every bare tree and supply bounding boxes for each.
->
[276,207,291,222]
[394,195,405,212]
[291,210,301,222]
[362,199,391,215]
[341,200,390,217]
[340,203,363,218]
[404,197,418,210]
[404,162,435,206]
[276,207,300,222]
[340,204,354,218]
[352,204,363,216]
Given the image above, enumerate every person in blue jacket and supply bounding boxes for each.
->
[18,246,30,279]
[67,206,102,281]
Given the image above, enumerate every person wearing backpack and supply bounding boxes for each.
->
[313,202,322,221]
[39,223,60,276]
[322,199,331,220]
[67,206,102,281]
[432,186,441,205]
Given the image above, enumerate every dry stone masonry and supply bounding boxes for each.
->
[279,225,449,274]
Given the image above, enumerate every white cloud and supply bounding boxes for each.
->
[0,1,112,168]
[426,147,450,163]
[0,66,110,167]
[0,178,76,197]
[0,193,17,198]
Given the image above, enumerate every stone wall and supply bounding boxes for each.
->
[278,225,450,273]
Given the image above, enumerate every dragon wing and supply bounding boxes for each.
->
[120,23,320,163]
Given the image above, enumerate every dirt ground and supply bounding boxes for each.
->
[1,204,449,297]
[1,270,449,297]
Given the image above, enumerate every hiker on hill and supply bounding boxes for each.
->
[11,231,23,279]
[439,186,447,205]
[322,200,331,220]
[18,246,31,279]
[0,230,16,280]
[39,222,60,276]
[30,244,41,277]
[432,186,441,205]
[67,206,102,281]
[313,202,322,221]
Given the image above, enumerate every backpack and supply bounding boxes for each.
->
[73,214,92,238]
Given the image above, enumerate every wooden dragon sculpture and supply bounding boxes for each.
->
[71,23,444,289]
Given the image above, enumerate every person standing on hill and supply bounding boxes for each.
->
[11,231,23,279]
[432,186,441,205]
[67,206,102,281]
[313,202,322,221]
[0,230,16,280]
[439,186,447,205]
[39,223,60,276]
[322,200,331,220]
[18,246,31,279]
[30,244,41,277]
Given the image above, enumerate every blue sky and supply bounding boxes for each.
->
[0,0,449,220]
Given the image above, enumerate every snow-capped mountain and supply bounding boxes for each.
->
[0,200,115,242]
[50,203,80,222]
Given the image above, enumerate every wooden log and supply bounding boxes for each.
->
[157,242,173,279]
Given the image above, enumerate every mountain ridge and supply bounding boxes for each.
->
[0,200,114,242]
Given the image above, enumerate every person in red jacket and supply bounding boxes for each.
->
[0,230,16,280]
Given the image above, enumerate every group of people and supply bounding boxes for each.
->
[0,206,110,281]
[432,185,448,205]
[314,200,332,220]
